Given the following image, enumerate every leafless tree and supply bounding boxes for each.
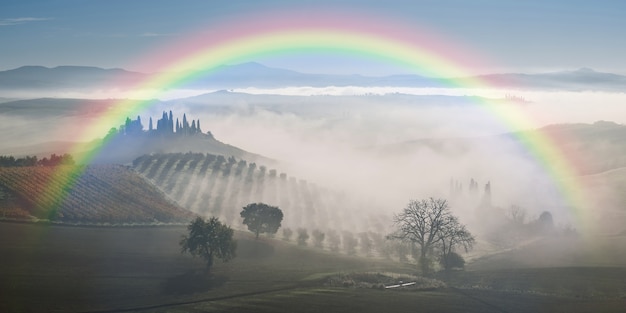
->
[507,205,527,225]
[437,215,475,271]
[391,198,472,274]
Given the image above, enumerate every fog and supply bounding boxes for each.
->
[160,89,625,236]
[2,86,625,251]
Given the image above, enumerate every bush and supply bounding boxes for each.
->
[297,228,309,246]
[439,251,465,270]
[282,227,293,241]
[312,229,325,248]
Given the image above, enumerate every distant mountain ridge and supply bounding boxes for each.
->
[1,63,625,92]
[473,68,626,92]
[377,120,626,176]
[0,65,146,89]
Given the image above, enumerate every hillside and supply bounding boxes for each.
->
[0,164,194,224]
[132,152,387,234]
[533,121,626,174]
[92,131,271,165]
[379,121,626,176]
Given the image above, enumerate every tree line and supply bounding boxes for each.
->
[107,111,208,139]
[0,153,75,167]
[132,152,365,232]
[181,198,476,275]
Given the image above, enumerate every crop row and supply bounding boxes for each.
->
[0,165,194,224]
[133,153,384,233]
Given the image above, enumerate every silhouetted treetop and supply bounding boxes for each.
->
[0,153,74,167]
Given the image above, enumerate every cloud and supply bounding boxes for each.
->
[0,17,52,26]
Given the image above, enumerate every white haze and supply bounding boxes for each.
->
[200,109,559,225]
[167,88,626,233]
[230,86,626,126]
[2,86,626,236]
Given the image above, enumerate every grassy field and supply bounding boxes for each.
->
[1,222,625,313]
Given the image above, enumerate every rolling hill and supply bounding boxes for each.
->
[0,164,194,224]
[131,152,386,235]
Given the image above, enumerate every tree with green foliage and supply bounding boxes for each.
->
[326,229,341,252]
[342,231,358,255]
[439,251,466,270]
[282,227,293,241]
[180,217,237,273]
[297,228,309,246]
[240,203,283,239]
[312,229,325,248]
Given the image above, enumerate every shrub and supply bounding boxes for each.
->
[297,228,309,246]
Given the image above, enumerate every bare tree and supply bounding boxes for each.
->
[390,198,461,274]
[507,205,527,225]
[436,215,475,271]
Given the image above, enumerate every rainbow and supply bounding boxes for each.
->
[41,11,592,233]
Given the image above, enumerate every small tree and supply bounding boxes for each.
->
[326,229,341,252]
[240,203,283,239]
[297,228,309,246]
[312,229,325,248]
[180,217,237,273]
[369,232,388,257]
[282,227,293,241]
[342,231,358,255]
[507,205,527,225]
[439,251,465,270]
[359,232,373,256]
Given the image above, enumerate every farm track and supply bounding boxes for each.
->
[80,284,305,313]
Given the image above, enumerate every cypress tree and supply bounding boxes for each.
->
[169,111,174,133]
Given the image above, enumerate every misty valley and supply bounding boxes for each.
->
[2,93,626,312]
[4,1,626,311]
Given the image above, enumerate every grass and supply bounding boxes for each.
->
[2,222,625,313]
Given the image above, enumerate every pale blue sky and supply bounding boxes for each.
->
[1,0,625,75]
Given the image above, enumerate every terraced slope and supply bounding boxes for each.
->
[0,164,194,224]
[132,153,385,233]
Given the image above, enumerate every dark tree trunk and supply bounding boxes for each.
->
[420,248,429,275]
[205,255,214,274]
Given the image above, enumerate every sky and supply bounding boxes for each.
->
[1,0,625,75]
